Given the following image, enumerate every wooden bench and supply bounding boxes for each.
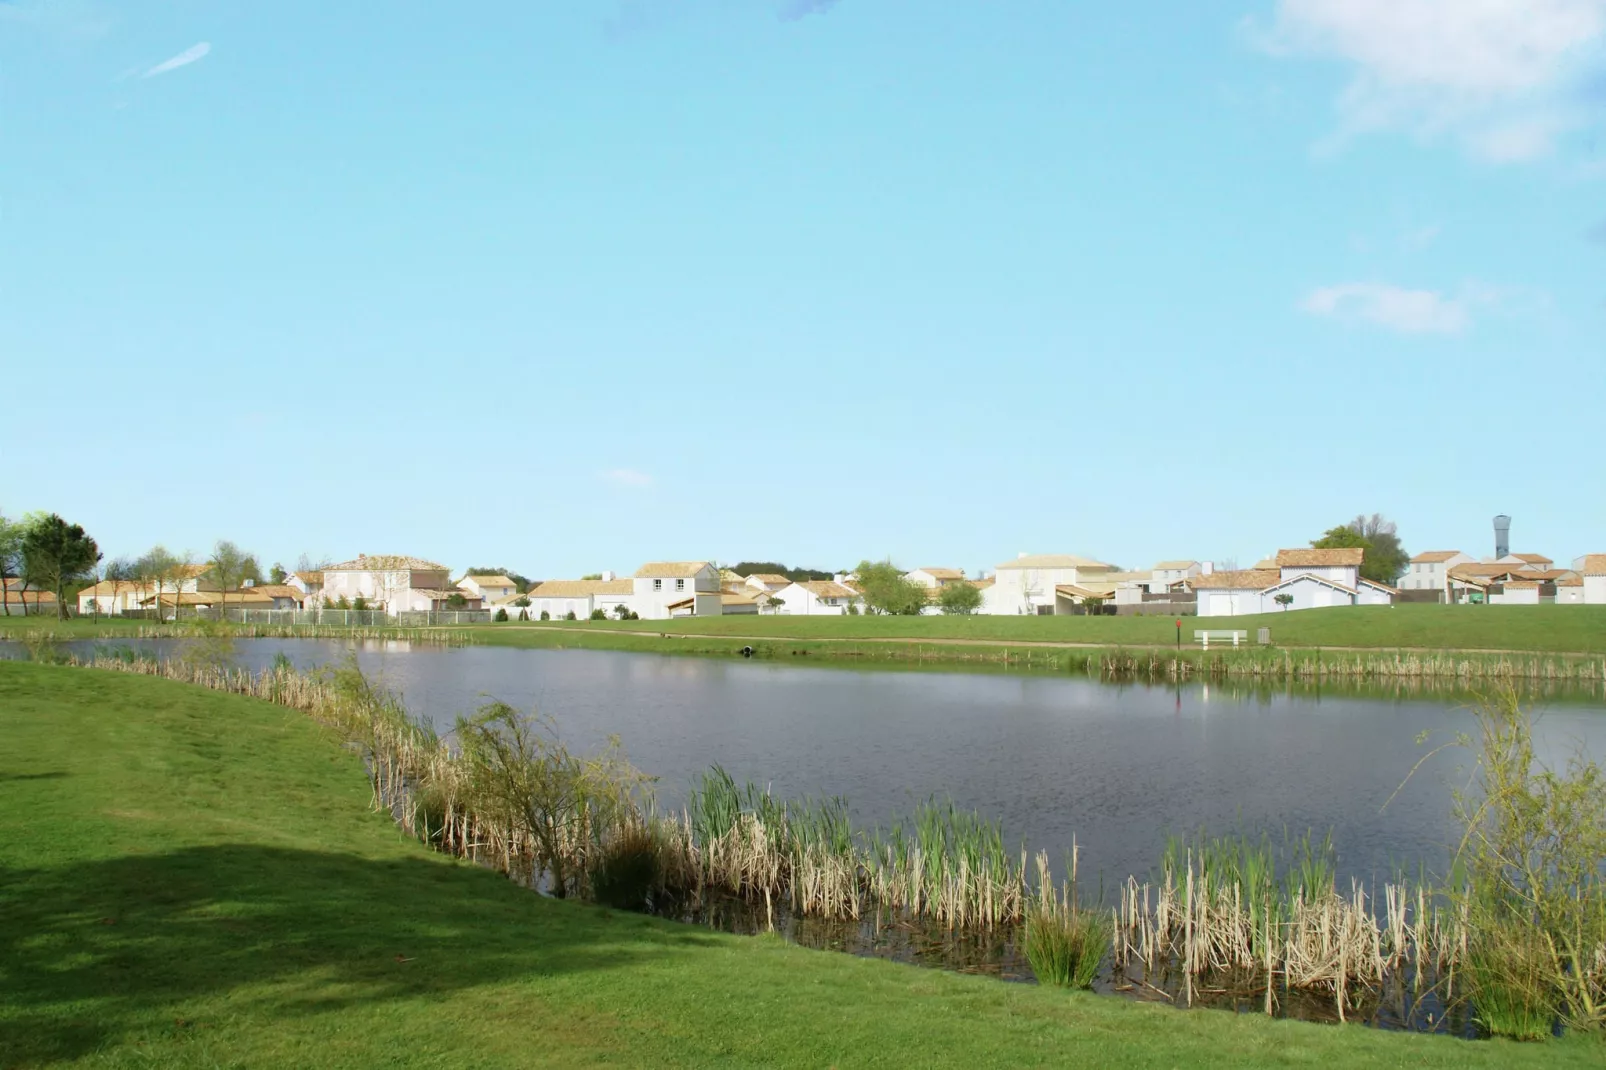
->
[1194,629,1248,649]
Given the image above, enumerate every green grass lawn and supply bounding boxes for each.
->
[493,604,1606,654]
[2,661,1599,1067]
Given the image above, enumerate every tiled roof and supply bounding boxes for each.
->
[634,561,711,579]
[1511,553,1553,565]
[462,574,515,588]
[1558,576,1584,587]
[1410,551,1465,564]
[912,567,965,580]
[248,585,304,599]
[1277,548,1365,567]
[292,570,323,585]
[1055,584,1111,600]
[995,554,1113,571]
[413,589,483,602]
[1153,560,1198,570]
[1265,573,1357,596]
[791,580,859,599]
[529,579,633,597]
[745,573,791,585]
[1191,569,1282,591]
[1581,555,1606,577]
[720,591,758,606]
[1449,563,1521,580]
[326,555,448,572]
[1357,578,1400,594]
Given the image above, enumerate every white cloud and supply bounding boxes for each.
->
[143,42,210,79]
[1300,282,1468,333]
[602,468,652,488]
[1253,0,1606,160]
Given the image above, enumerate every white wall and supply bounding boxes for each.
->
[1556,586,1585,605]
[1491,586,1541,606]
[1263,575,1356,613]
[985,567,1084,614]
[631,567,720,619]
[1356,583,1394,607]
[1280,564,1359,588]
[1198,589,1262,617]
[1587,577,1606,605]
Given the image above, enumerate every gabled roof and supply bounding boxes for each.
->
[1191,569,1282,591]
[529,579,633,597]
[1277,548,1365,568]
[461,574,515,588]
[1357,578,1399,594]
[1511,553,1553,565]
[1410,551,1466,564]
[1153,560,1198,570]
[911,567,965,580]
[634,561,711,579]
[1582,554,1606,577]
[326,555,448,572]
[292,570,324,585]
[788,580,859,599]
[412,589,484,603]
[1264,572,1357,596]
[248,585,304,599]
[995,554,1113,571]
[1449,563,1522,580]
[1503,580,1541,590]
[744,573,791,585]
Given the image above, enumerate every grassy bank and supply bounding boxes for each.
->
[500,604,1606,654]
[1,662,1592,1068]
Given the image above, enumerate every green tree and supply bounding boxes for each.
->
[20,514,101,620]
[937,581,983,615]
[206,540,260,620]
[1347,513,1408,585]
[853,560,927,616]
[446,592,468,608]
[1313,517,1407,586]
[0,512,22,617]
[1274,593,1294,611]
[465,566,533,592]
[269,562,289,585]
[134,546,178,617]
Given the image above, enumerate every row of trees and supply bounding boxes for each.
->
[0,511,102,620]
[851,560,983,616]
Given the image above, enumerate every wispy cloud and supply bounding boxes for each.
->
[778,0,841,21]
[602,468,652,488]
[143,42,210,79]
[1249,0,1606,161]
[1300,282,1469,334]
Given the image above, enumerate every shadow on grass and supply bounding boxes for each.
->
[0,843,718,1064]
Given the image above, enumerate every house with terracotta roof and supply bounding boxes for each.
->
[635,561,721,619]
[742,573,793,593]
[457,574,518,603]
[1581,555,1606,605]
[1195,548,1394,617]
[773,579,865,616]
[905,567,967,589]
[320,554,453,614]
[287,570,324,605]
[2,579,58,616]
[982,554,1117,615]
[1399,551,1475,597]
[525,576,633,620]
[1556,573,1586,605]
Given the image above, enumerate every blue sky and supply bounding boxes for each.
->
[2,0,1602,577]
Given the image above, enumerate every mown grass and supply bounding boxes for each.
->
[491,604,1606,654]
[2,661,1597,1068]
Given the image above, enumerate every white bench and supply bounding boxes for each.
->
[1194,629,1248,649]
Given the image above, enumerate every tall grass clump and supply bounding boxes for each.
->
[1448,687,1606,1037]
[1026,852,1110,989]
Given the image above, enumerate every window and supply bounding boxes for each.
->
[675,578,685,591]
[653,579,662,591]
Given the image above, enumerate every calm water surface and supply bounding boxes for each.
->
[32,637,1605,886]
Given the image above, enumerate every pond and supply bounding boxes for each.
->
[25,637,1606,889]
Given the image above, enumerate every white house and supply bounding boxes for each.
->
[76,579,148,616]
[773,579,864,615]
[1191,569,1281,617]
[1400,551,1475,597]
[287,570,324,605]
[1556,575,1586,605]
[743,573,792,593]
[905,568,966,589]
[525,578,633,620]
[634,562,722,619]
[1195,548,1394,617]
[1490,579,1542,606]
[1151,560,1205,589]
[1582,555,1606,605]
[982,554,1116,615]
[321,554,452,614]
[458,574,518,604]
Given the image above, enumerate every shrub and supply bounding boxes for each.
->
[589,823,663,912]
[518,609,529,621]
[590,608,606,620]
[627,610,639,620]
[1025,902,1110,990]
[539,610,550,621]
[494,607,509,622]
[564,611,576,621]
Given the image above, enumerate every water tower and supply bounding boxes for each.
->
[1493,515,1511,560]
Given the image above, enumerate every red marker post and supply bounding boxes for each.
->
[1175,619,1181,651]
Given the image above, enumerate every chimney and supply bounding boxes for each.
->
[1201,561,1214,575]
[1493,515,1511,560]
[601,570,615,582]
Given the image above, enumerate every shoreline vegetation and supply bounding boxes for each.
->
[14,646,1605,1052]
[5,605,1606,684]
[8,666,1597,1068]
